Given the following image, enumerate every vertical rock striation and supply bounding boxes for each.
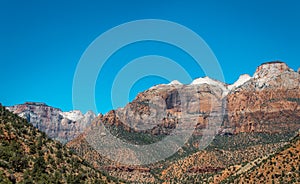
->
[6,102,96,144]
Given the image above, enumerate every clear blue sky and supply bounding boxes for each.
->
[0,0,299,113]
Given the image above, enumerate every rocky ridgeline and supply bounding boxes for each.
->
[6,102,96,144]
[96,61,300,136]
[226,61,300,134]
[6,62,300,143]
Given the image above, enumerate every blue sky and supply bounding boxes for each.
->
[0,0,299,114]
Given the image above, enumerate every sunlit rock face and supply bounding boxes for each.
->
[226,61,300,134]
[7,102,96,144]
[81,61,299,136]
[7,62,300,144]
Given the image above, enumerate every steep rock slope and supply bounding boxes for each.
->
[226,61,300,134]
[6,102,96,144]
[79,61,300,138]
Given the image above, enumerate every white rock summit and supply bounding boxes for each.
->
[168,80,182,85]
[253,61,293,79]
[190,76,228,96]
[6,102,96,144]
[228,74,252,90]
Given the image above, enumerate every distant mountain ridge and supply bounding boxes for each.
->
[94,61,300,136]
[5,61,300,141]
[6,102,96,144]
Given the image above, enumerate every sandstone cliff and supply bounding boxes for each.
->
[226,61,300,134]
[96,61,300,136]
[6,102,96,144]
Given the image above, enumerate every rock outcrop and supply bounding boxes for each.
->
[11,62,298,143]
[103,81,225,136]
[96,61,300,136]
[226,61,300,134]
[6,102,96,144]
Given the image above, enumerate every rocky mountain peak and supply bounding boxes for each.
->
[253,61,293,79]
[97,61,299,136]
[191,76,219,85]
[24,101,47,106]
[6,103,96,144]
[191,76,228,94]
[168,80,182,85]
[228,74,251,90]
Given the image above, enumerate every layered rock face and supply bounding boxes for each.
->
[98,61,300,136]
[6,102,96,144]
[226,61,300,134]
[107,82,225,136]
[11,62,298,143]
